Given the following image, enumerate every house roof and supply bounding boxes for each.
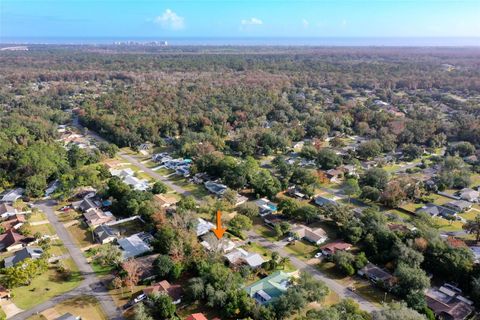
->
[224,248,265,267]
[55,313,78,320]
[244,271,295,302]
[186,313,208,320]
[153,194,179,207]
[426,287,474,320]
[118,234,151,259]
[143,280,183,301]
[127,253,159,280]
[0,229,28,249]
[446,237,468,248]
[417,203,457,217]
[194,218,215,237]
[84,208,115,226]
[0,203,16,215]
[359,263,392,281]
[445,200,472,210]
[291,225,327,243]
[94,224,117,242]
[320,241,352,254]
[204,181,227,195]
[0,188,24,203]
[1,214,25,231]
[4,247,43,268]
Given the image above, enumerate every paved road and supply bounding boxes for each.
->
[10,200,124,320]
[247,231,380,313]
[77,121,381,313]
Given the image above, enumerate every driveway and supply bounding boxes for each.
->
[0,299,23,318]
[9,200,124,320]
[247,231,380,313]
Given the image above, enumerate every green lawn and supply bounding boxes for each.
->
[54,296,107,320]
[28,211,47,222]
[67,223,94,249]
[29,223,55,236]
[11,258,82,310]
[283,240,318,260]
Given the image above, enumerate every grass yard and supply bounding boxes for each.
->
[11,258,82,310]
[168,175,209,198]
[29,223,55,236]
[56,210,81,223]
[252,221,277,242]
[28,211,47,222]
[283,240,318,260]
[385,209,413,221]
[109,284,147,308]
[67,223,94,249]
[459,209,480,221]
[53,296,107,320]
[431,217,464,232]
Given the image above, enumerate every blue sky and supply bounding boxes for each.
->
[1,0,480,40]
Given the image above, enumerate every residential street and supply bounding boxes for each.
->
[9,200,124,320]
[247,231,380,313]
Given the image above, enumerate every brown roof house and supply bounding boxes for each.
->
[0,229,31,252]
[290,224,328,245]
[153,194,179,208]
[320,241,352,256]
[425,285,474,320]
[143,280,183,304]
[1,214,26,232]
[0,203,17,218]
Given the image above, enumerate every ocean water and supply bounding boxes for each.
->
[2,37,480,47]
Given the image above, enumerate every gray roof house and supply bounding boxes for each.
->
[55,313,80,320]
[118,233,152,259]
[0,188,24,203]
[314,195,338,207]
[358,263,392,284]
[204,181,228,196]
[94,224,118,244]
[416,203,457,218]
[443,200,472,213]
[4,247,44,268]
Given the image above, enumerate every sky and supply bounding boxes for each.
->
[1,0,480,42]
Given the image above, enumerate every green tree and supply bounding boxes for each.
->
[343,178,360,202]
[151,181,167,194]
[148,293,176,319]
[229,214,253,238]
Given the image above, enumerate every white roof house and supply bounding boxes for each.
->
[123,175,149,191]
[110,168,135,178]
[0,188,24,203]
[460,188,479,202]
[224,248,265,268]
[118,234,152,259]
[195,218,215,237]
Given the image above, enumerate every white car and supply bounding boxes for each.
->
[134,293,146,303]
[314,252,323,258]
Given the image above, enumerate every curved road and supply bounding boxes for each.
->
[10,200,124,320]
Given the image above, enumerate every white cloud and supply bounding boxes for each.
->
[154,9,185,30]
[302,19,309,28]
[241,17,263,25]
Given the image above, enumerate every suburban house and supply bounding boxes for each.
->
[0,203,18,218]
[470,246,480,264]
[1,214,26,231]
[425,285,474,320]
[194,218,215,237]
[110,168,135,179]
[0,188,24,203]
[153,194,179,208]
[320,241,352,256]
[459,188,479,202]
[4,247,44,268]
[416,203,457,219]
[123,175,149,191]
[78,196,102,212]
[0,229,31,251]
[324,168,344,183]
[83,208,116,227]
[245,271,297,304]
[118,233,152,259]
[443,200,473,213]
[290,224,328,245]
[358,263,393,285]
[127,253,159,281]
[186,314,208,320]
[175,166,191,177]
[255,198,278,216]
[224,248,265,268]
[200,233,236,253]
[143,280,183,304]
[286,185,308,199]
[93,224,118,244]
[263,213,286,228]
[204,181,228,196]
[314,195,338,207]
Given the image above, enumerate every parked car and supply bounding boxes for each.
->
[134,293,146,303]
[314,252,323,258]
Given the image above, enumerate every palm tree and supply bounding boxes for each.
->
[279,257,290,270]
